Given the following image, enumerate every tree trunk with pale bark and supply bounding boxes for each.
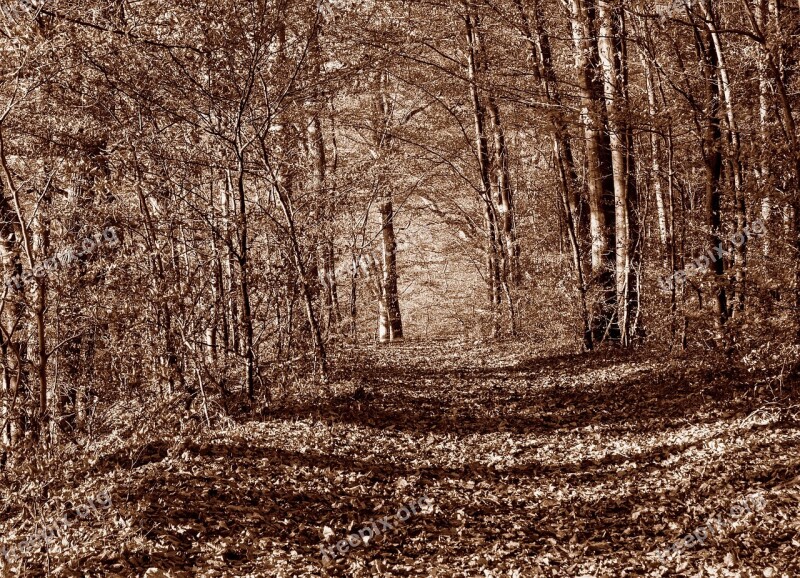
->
[566,0,617,343]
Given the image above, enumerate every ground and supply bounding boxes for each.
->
[1,341,798,577]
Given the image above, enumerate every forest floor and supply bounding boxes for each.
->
[1,340,799,578]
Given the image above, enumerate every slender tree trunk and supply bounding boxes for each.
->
[309,115,339,335]
[0,134,25,463]
[486,98,520,286]
[378,195,403,342]
[308,24,340,337]
[697,18,728,342]
[234,152,256,399]
[222,172,238,356]
[33,200,50,442]
[699,0,746,317]
[555,137,594,351]
[209,178,223,366]
[473,11,517,334]
[566,0,617,343]
[666,125,680,343]
[598,0,638,345]
[642,52,670,257]
[370,75,404,343]
[464,6,502,337]
[486,98,518,334]
[755,0,774,257]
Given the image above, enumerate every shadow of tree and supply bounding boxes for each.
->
[43,345,798,577]
[268,348,763,438]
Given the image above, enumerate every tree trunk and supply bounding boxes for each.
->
[598,0,639,345]
[308,23,340,337]
[464,6,502,337]
[486,98,520,287]
[699,0,746,317]
[234,152,256,399]
[379,195,403,342]
[485,98,518,334]
[566,0,617,343]
[309,114,340,336]
[755,0,774,257]
[370,75,404,343]
[0,130,25,463]
[641,50,671,258]
[222,172,239,357]
[697,14,728,342]
[33,198,50,442]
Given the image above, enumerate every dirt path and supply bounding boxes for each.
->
[1,341,798,577]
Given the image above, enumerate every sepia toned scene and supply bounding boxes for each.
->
[0,0,798,576]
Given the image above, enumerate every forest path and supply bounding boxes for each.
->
[2,341,799,577]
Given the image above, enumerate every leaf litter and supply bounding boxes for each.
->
[0,341,798,577]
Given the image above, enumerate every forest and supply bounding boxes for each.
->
[0,0,798,576]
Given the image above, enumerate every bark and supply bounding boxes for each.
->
[555,137,594,351]
[641,48,671,258]
[33,194,49,442]
[0,130,25,463]
[699,0,746,316]
[565,0,617,342]
[308,22,340,337]
[222,172,239,356]
[371,75,404,343]
[666,125,680,343]
[598,0,638,345]
[696,13,728,341]
[464,5,502,337]
[208,178,223,366]
[486,98,520,287]
[755,0,774,257]
[234,151,256,399]
[485,98,518,334]
[379,196,403,342]
[309,115,340,335]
